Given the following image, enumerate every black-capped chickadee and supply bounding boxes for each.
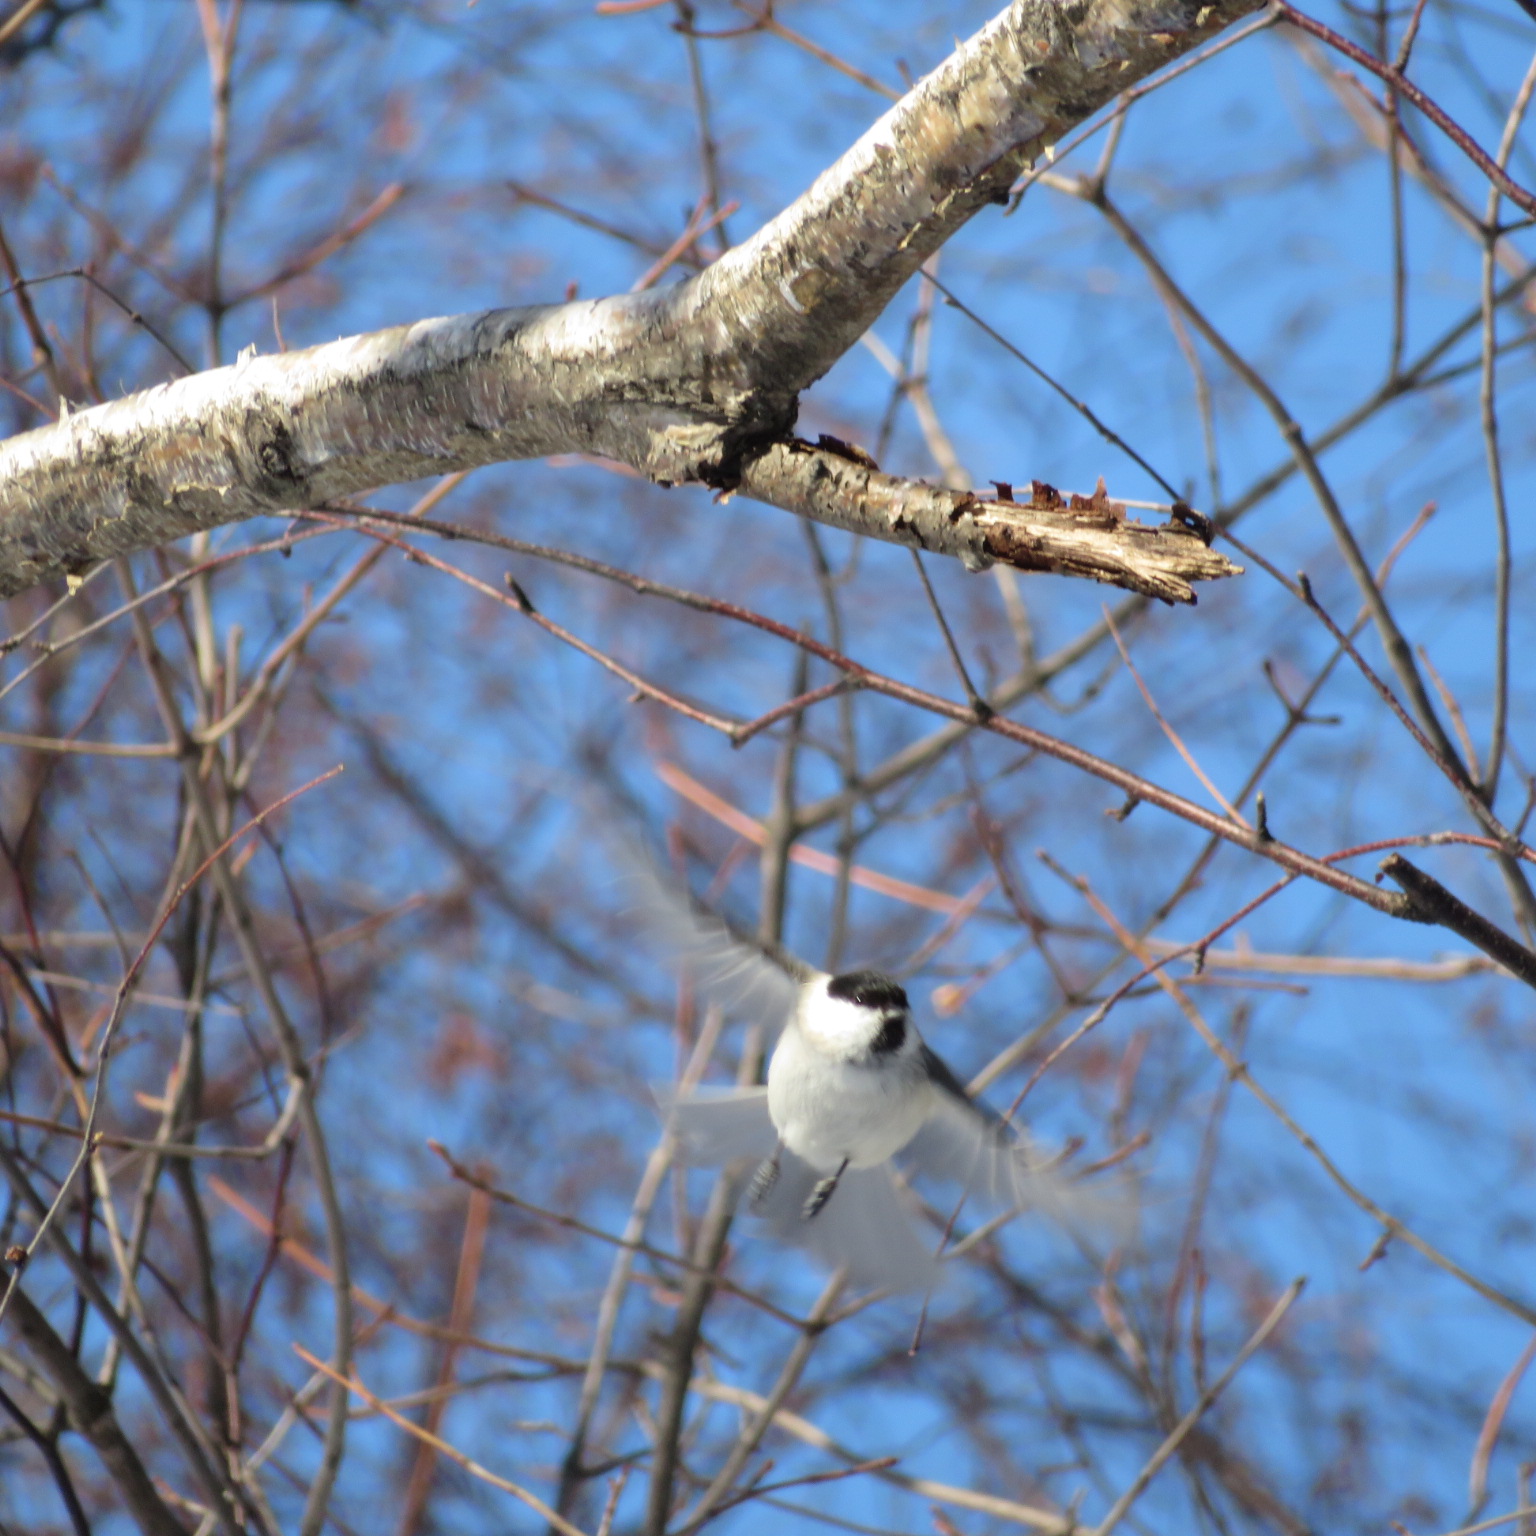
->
[639,863,1129,1293]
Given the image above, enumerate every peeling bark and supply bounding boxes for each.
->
[0,0,1261,600]
[737,440,1240,603]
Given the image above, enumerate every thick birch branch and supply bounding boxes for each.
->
[0,0,1259,601]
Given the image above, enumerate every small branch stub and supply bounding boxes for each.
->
[1380,852,1536,990]
[738,442,1242,603]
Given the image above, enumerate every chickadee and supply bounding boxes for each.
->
[637,862,1126,1293]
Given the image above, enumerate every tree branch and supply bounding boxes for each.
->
[3,1279,190,1536]
[1379,853,1536,989]
[0,0,1261,599]
[738,440,1240,602]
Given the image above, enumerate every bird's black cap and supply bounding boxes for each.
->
[826,970,909,1013]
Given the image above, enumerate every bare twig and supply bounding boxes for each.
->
[1092,1279,1306,1536]
[294,1347,592,1536]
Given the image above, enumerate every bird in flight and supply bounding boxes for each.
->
[638,862,1131,1293]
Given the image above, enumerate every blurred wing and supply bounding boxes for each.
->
[613,837,808,1032]
[664,1086,778,1165]
[755,1157,943,1295]
[905,1047,1137,1241]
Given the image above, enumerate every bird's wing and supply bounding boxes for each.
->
[614,837,808,1031]
[755,1157,943,1295]
[905,1046,1137,1239]
[663,1086,778,1165]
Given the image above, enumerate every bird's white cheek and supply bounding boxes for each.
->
[799,992,886,1056]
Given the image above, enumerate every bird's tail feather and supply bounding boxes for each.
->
[664,1088,943,1294]
[757,1161,943,1294]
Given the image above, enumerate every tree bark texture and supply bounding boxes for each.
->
[4,1281,191,1536]
[0,0,1260,601]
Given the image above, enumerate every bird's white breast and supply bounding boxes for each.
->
[766,1022,932,1172]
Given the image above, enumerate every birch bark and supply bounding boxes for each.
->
[0,0,1260,601]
